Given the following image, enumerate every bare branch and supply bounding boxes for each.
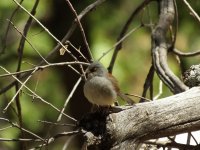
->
[0,138,42,142]
[57,77,82,122]
[66,41,89,62]
[182,0,200,23]
[144,139,196,149]
[0,61,89,78]
[8,19,49,64]
[0,125,12,131]
[30,131,80,150]
[151,0,188,93]
[98,25,142,61]
[1,0,24,54]
[108,0,152,73]
[38,120,76,127]
[14,1,40,148]
[0,117,44,141]
[140,65,154,102]
[65,0,93,61]
[3,68,38,112]
[0,66,77,122]
[0,0,106,95]
[12,0,78,61]
[173,48,200,57]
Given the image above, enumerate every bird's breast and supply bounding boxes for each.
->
[83,76,117,106]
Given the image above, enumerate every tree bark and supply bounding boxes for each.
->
[83,87,200,149]
[151,0,188,93]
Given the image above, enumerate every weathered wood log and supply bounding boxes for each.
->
[82,87,200,149]
[108,87,200,149]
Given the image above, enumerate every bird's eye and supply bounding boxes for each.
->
[90,67,97,72]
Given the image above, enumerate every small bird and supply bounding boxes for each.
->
[83,61,134,106]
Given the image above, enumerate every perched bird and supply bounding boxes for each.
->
[83,61,134,106]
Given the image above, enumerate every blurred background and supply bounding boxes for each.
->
[0,0,200,149]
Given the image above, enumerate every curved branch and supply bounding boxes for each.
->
[108,0,152,73]
[173,48,200,57]
[151,0,188,93]
[140,64,154,102]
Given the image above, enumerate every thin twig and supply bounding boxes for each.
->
[66,41,88,62]
[33,71,41,100]
[38,120,76,127]
[173,48,200,57]
[140,65,154,103]
[1,0,24,54]
[65,0,93,61]
[190,132,198,145]
[30,130,80,150]
[187,132,191,146]
[53,131,80,139]
[62,134,77,150]
[0,66,77,122]
[144,139,196,149]
[125,93,151,102]
[42,0,106,63]
[0,138,42,142]
[0,117,44,141]
[0,61,89,78]
[0,0,106,95]
[11,0,88,97]
[98,25,142,61]
[57,77,82,122]
[182,0,200,23]
[153,80,163,100]
[3,68,38,112]
[8,19,49,64]
[59,42,86,77]
[12,0,78,61]
[0,125,13,131]
[172,0,178,49]
[68,65,82,76]
[14,1,40,148]
[108,0,152,73]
